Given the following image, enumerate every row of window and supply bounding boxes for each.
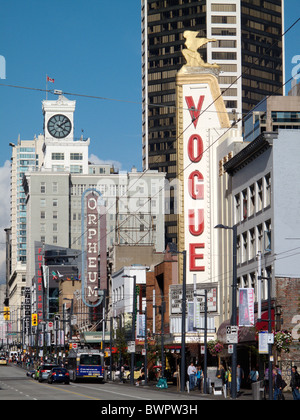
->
[52,152,83,160]
[237,220,271,265]
[41,182,58,194]
[234,174,271,223]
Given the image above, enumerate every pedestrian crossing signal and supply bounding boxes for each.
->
[4,307,10,321]
[32,313,38,326]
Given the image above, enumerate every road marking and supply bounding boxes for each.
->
[38,382,101,400]
[70,383,152,400]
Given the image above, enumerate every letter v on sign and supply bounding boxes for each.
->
[185,95,205,129]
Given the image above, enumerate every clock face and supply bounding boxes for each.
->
[47,114,72,139]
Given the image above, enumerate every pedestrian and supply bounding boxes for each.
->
[196,365,203,392]
[225,366,232,397]
[236,364,244,393]
[120,365,125,383]
[248,367,259,383]
[273,367,284,400]
[187,362,197,391]
[136,363,145,386]
[290,366,300,400]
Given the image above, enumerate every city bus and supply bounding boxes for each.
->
[67,349,104,382]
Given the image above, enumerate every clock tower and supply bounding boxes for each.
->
[42,93,89,173]
[43,93,75,142]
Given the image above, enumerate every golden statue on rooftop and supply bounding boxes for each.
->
[180,31,219,72]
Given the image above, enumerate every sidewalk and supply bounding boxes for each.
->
[112,379,294,401]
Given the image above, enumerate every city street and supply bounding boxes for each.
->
[0,364,208,402]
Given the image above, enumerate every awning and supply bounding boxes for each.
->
[217,310,275,344]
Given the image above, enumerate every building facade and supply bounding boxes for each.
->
[221,128,300,365]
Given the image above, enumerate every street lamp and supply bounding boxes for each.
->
[63,298,74,344]
[122,274,137,386]
[168,248,187,393]
[215,223,238,399]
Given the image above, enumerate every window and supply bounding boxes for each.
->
[211,16,236,24]
[257,180,263,212]
[53,236,57,244]
[70,165,83,174]
[40,182,46,194]
[52,152,64,160]
[70,153,83,160]
[242,232,248,263]
[52,182,58,193]
[53,211,58,219]
[40,211,45,219]
[212,52,237,60]
[52,165,64,171]
[265,173,271,207]
[235,193,241,224]
[264,220,271,252]
[242,189,248,220]
[249,185,255,216]
[53,223,57,232]
[211,4,236,12]
[257,224,263,253]
[53,199,58,207]
[237,235,241,265]
[40,199,46,207]
[249,229,255,260]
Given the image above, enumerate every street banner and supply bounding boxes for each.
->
[238,288,255,326]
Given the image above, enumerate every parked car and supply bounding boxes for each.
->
[0,356,7,366]
[35,364,60,382]
[26,369,36,378]
[47,367,70,385]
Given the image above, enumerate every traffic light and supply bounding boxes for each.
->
[3,307,10,321]
[32,313,38,326]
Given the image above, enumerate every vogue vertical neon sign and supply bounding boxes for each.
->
[185,95,206,274]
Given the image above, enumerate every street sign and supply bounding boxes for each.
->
[226,326,239,344]
[48,321,53,331]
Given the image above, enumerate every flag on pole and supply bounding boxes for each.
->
[47,76,55,83]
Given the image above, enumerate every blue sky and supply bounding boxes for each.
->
[0,0,299,172]
[0,0,143,171]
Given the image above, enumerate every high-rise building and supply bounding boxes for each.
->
[8,135,44,340]
[141,0,284,243]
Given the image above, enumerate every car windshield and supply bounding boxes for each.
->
[52,368,68,374]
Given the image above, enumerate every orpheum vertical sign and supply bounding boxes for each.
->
[176,72,230,285]
[35,242,44,322]
[86,193,99,303]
